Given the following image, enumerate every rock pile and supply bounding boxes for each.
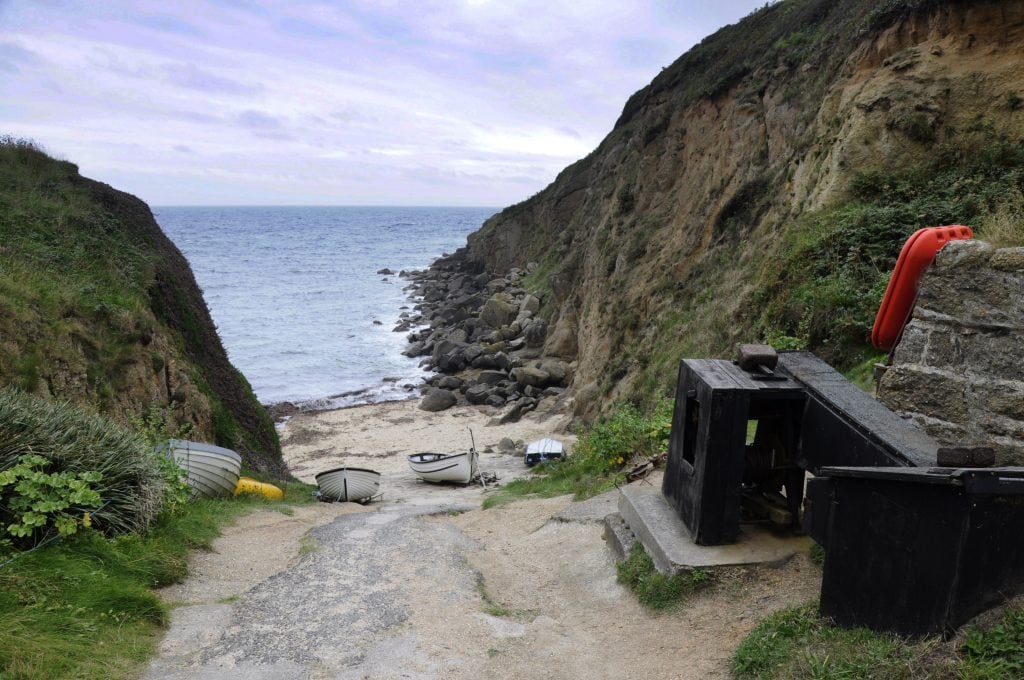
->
[393,249,572,421]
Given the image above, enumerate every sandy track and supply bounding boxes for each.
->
[146,402,820,679]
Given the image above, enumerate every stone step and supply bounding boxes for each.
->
[616,485,811,575]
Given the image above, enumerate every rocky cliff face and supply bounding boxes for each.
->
[444,0,1024,419]
[0,143,284,474]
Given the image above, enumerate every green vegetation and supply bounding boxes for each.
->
[482,401,671,509]
[733,601,1024,680]
[0,492,305,680]
[0,387,312,679]
[0,389,168,545]
[755,135,1024,368]
[0,136,281,472]
[961,607,1024,679]
[616,543,711,610]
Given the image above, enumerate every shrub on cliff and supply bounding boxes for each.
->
[0,388,166,550]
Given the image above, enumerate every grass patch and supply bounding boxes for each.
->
[482,401,670,509]
[733,603,941,679]
[616,543,711,611]
[298,533,319,557]
[733,601,1024,679]
[0,492,307,679]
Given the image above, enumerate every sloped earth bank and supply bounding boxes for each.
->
[147,402,820,679]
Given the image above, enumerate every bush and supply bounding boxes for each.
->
[0,454,102,543]
[0,389,165,544]
[572,400,672,474]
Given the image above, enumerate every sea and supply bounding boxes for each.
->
[154,206,496,409]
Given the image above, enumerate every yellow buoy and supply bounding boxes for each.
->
[234,476,284,501]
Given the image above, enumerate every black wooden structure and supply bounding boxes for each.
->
[662,350,1024,636]
[662,359,805,545]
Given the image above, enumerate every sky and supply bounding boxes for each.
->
[1,0,768,207]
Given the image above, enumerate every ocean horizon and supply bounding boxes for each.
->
[155,205,497,409]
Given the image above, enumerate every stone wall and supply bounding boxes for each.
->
[877,240,1024,464]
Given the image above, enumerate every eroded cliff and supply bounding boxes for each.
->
[456,0,1024,418]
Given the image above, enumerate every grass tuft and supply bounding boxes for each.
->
[616,543,711,611]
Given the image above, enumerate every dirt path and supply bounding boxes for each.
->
[145,403,821,679]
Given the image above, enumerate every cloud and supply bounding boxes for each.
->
[0,0,770,206]
[236,110,283,129]
[132,13,205,37]
[0,41,39,73]
[162,62,263,95]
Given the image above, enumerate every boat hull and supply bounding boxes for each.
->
[408,450,478,484]
[161,439,242,498]
[315,467,381,502]
[525,437,565,467]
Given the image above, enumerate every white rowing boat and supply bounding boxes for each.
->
[315,466,382,503]
[160,439,242,498]
[408,449,479,484]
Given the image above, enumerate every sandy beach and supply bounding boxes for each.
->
[279,397,577,506]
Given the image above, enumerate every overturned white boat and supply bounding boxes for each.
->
[315,466,381,503]
[160,439,242,498]
[408,449,479,484]
[525,438,566,467]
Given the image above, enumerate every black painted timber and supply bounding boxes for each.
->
[776,351,938,472]
[810,465,1024,637]
[663,359,805,545]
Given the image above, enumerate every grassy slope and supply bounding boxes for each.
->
[0,139,283,474]
[0,489,313,680]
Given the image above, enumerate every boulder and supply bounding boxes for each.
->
[419,388,457,412]
[498,437,516,452]
[520,294,541,314]
[484,394,506,407]
[377,268,395,275]
[463,345,483,364]
[473,352,511,371]
[465,384,492,405]
[544,310,578,360]
[539,359,569,384]
[437,376,464,390]
[437,349,467,373]
[477,370,508,385]
[524,319,548,348]
[511,366,551,388]
[480,292,519,328]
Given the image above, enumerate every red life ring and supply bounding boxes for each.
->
[871,225,973,351]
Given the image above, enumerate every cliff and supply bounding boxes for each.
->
[0,140,285,474]
[454,0,1024,419]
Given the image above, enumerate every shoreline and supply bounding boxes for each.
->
[278,398,575,497]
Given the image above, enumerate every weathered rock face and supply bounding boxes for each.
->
[443,0,1024,419]
[878,240,1024,464]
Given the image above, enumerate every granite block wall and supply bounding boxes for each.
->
[877,240,1024,464]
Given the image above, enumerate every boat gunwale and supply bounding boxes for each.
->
[407,451,471,463]
[314,466,383,479]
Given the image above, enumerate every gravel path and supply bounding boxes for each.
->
[146,403,820,679]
